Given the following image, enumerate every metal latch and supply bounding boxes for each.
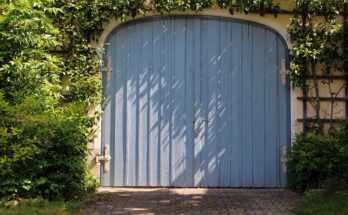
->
[280,59,290,86]
[102,56,112,83]
[194,117,210,135]
[96,145,111,173]
[281,146,288,173]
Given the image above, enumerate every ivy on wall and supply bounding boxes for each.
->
[46,0,347,135]
[289,0,348,134]
[36,0,284,127]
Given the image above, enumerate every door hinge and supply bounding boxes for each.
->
[96,145,111,173]
[281,146,288,173]
[102,56,112,83]
[280,59,290,86]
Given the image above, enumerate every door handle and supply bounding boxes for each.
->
[194,118,210,134]
[193,118,210,127]
[201,119,210,123]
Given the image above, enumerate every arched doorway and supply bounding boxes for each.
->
[101,16,290,187]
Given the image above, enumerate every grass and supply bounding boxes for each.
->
[298,191,348,215]
[0,193,110,215]
[0,201,68,215]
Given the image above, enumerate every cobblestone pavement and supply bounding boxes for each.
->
[76,188,302,215]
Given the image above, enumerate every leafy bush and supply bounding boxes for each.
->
[288,130,348,192]
[0,1,97,200]
[297,190,348,215]
[0,96,94,200]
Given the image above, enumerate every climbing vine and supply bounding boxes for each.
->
[39,0,281,108]
[217,0,278,15]
[45,0,346,135]
[289,0,348,134]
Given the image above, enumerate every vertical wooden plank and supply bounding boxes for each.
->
[251,26,266,187]
[264,30,278,187]
[218,19,232,187]
[172,18,186,186]
[126,25,142,186]
[160,19,172,186]
[277,37,289,188]
[145,22,152,186]
[230,21,242,187]
[206,19,219,187]
[200,19,209,187]
[123,28,129,186]
[114,28,128,186]
[110,35,118,187]
[185,18,195,187]
[138,22,151,186]
[169,19,175,186]
[134,25,141,186]
[193,18,204,187]
[241,23,253,187]
[149,20,161,186]
[101,37,115,186]
[158,20,165,186]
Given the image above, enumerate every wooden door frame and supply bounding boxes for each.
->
[91,12,292,185]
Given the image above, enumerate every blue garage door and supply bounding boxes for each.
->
[101,16,290,187]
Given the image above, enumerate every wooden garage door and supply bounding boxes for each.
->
[101,16,290,187]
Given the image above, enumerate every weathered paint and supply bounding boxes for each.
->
[101,16,290,187]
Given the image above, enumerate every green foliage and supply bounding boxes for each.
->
[288,16,345,89]
[293,0,348,15]
[0,0,97,200]
[0,93,96,200]
[152,0,213,12]
[0,199,69,215]
[288,130,348,192]
[297,191,348,215]
[288,0,348,134]
[322,178,348,196]
[0,0,61,103]
[217,0,277,14]
[0,193,111,215]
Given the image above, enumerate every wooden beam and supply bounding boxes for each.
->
[344,4,348,119]
[305,75,348,80]
[297,97,348,101]
[297,118,345,123]
[302,11,308,136]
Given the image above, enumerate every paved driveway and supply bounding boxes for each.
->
[77,188,302,215]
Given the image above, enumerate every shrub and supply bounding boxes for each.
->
[0,95,96,200]
[0,1,97,200]
[288,130,348,192]
[297,190,348,215]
